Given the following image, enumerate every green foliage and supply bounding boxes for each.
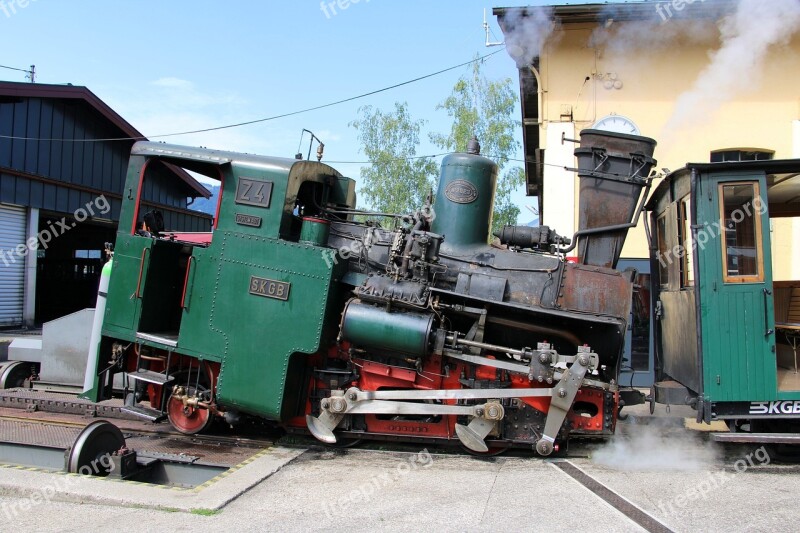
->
[349,59,526,237]
[493,166,525,230]
[349,103,439,220]
[190,508,221,516]
[430,57,525,237]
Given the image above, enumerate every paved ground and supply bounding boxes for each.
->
[1,444,796,532]
[0,402,797,532]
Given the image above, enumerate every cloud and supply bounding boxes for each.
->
[150,77,194,89]
[99,80,289,157]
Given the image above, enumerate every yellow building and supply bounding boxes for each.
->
[495,1,800,280]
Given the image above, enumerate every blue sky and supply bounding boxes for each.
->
[0,0,611,222]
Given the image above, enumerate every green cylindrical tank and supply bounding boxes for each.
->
[431,144,498,249]
[299,217,330,246]
[340,300,435,356]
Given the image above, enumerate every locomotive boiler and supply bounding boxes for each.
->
[84,129,656,455]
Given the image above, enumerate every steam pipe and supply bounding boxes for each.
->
[485,316,582,347]
[557,178,652,255]
[399,218,424,277]
[530,64,544,126]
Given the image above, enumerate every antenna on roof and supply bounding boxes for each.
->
[483,9,504,47]
[0,63,35,82]
[296,129,325,162]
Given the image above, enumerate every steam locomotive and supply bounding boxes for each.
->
[83,129,656,455]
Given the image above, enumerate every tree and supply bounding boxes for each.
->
[430,57,525,236]
[349,103,439,219]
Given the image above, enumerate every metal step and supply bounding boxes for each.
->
[135,331,178,347]
[712,432,800,444]
[120,405,167,422]
[128,370,174,385]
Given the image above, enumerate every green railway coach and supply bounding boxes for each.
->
[648,159,800,438]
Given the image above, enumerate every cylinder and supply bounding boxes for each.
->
[83,257,112,394]
[431,152,498,249]
[340,299,435,356]
[299,217,330,246]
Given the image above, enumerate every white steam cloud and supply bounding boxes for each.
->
[592,423,718,471]
[501,7,559,67]
[589,5,723,54]
[664,0,800,133]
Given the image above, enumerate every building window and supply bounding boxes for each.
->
[74,250,102,259]
[679,196,694,287]
[710,149,774,163]
[719,182,764,283]
[656,213,669,287]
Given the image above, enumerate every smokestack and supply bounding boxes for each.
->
[574,129,657,269]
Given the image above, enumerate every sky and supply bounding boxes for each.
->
[0,0,622,223]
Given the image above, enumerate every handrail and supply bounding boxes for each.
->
[181,256,195,309]
[134,247,150,299]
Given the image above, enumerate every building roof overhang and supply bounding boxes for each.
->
[0,81,210,198]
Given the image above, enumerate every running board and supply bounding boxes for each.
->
[120,405,167,422]
[127,370,174,385]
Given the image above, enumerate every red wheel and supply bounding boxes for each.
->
[460,441,511,457]
[167,383,214,434]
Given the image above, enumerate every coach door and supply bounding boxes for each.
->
[700,175,776,402]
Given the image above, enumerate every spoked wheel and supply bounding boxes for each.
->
[67,421,125,476]
[167,371,215,435]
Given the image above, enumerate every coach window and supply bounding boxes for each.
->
[719,182,764,283]
[679,196,694,287]
[656,213,669,288]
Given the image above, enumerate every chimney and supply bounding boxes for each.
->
[574,129,657,269]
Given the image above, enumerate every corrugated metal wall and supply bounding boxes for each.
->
[0,96,210,232]
[0,203,26,325]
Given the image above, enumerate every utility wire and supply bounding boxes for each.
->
[0,49,505,143]
[326,154,531,165]
[0,64,32,74]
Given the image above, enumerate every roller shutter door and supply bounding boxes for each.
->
[0,204,26,326]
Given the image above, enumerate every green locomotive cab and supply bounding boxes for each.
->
[647,158,800,439]
[86,142,356,430]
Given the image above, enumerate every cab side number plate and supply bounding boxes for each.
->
[249,276,290,301]
[236,178,273,208]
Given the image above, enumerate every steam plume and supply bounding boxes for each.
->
[592,423,718,471]
[664,0,800,133]
[501,7,559,67]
